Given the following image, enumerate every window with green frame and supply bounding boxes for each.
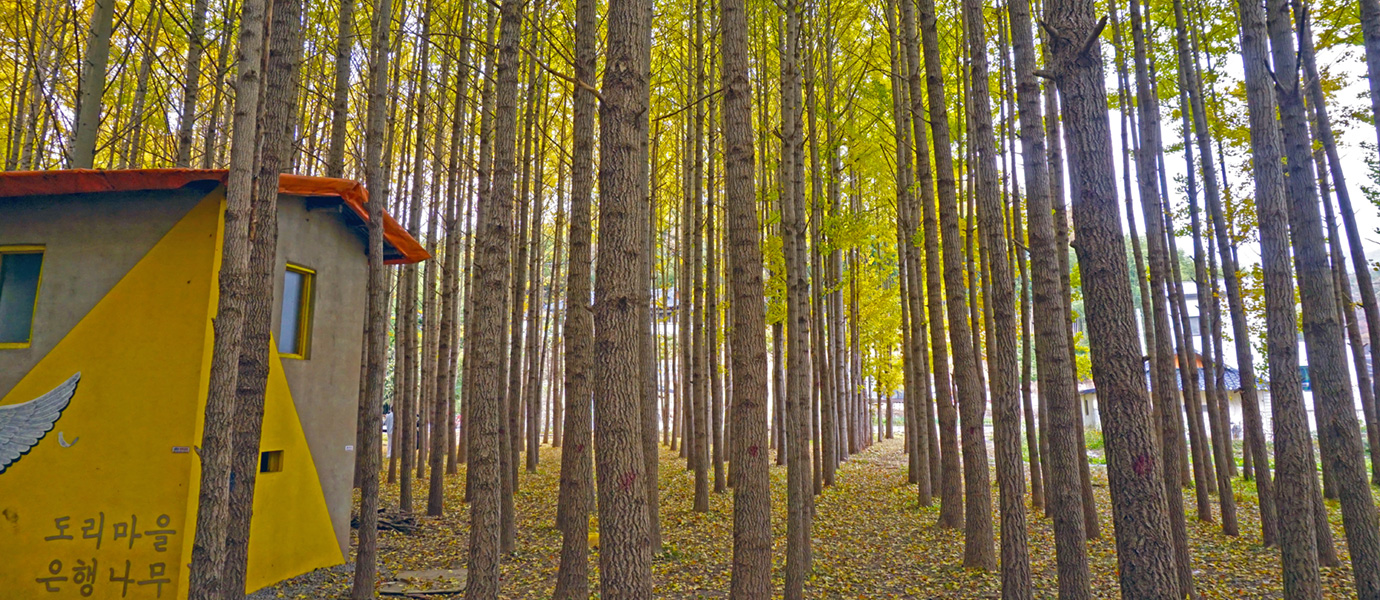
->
[280,264,315,359]
[0,246,44,348]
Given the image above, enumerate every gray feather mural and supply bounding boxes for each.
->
[0,373,80,474]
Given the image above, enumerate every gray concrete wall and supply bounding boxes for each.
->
[0,189,204,394]
[270,195,367,555]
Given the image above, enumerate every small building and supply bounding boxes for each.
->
[1078,353,1262,434]
[0,169,426,598]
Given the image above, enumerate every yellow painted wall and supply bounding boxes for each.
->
[175,193,345,596]
[0,192,221,599]
[2,189,345,598]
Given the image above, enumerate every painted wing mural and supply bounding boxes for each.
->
[0,372,80,474]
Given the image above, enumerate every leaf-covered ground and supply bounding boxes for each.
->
[253,437,1372,598]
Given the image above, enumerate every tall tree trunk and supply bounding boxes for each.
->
[898,0,939,504]
[552,0,597,591]
[1301,3,1380,487]
[889,0,929,504]
[465,0,525,588]
[592,0,656,590]
[1268,1,1380,594]
[948,3,995,569]
[350,0,396,593]
[721,0,772,586]
[1172,0,1238,536]
[1126,0,1194,588]
[1233,0,1323,594]
[781,0,815,594]
[186,0,267,594]
[325,0,357,177]
[963,0,1028,585]
[1008,0,1090,593]
[120,7,162,170]
[643,131,664,550]
[223,0,302,591]
[1363,0,1380,154]
[176,0,210,166]
[1044,0,1181,594]
[708,108,727,494]
[916,0,966,532]
[525,105,549,473]
[691,0,711,510]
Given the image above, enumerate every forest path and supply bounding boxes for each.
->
[252,435,1360,598]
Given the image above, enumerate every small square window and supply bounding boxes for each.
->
[260,450,284,473]
[280,264,315,359]
[0,246,44,348]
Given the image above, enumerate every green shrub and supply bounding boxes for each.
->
[1084,428,1104,451]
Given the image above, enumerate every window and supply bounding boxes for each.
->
[259,450,284,473]
[280,264,315,359]
[1188,316,1201,337]
[0,246,44,348]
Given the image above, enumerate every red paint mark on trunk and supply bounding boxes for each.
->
[1133,453,1153,476]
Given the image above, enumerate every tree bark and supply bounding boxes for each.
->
[781,0,814,594]
[223,0,302,592]
[175,0,210,166]
[1008,0,1090,593]
[592,0,657,590]
[1234,0,1324,594]
[916,0,967,532]
[721,0,772,588]
[1268,1,1380,594]
[963,0,1028,585]
[465,0,525,589]
[552,0,597,592]
[1044,0,1181,594]
[186,0,266,593]
[69,0,113,168]
[1301,3,1380,487]
[1126,0,1195,589]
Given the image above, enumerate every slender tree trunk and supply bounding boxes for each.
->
[916,0,966,532]
[349,0,396,593]
[1234,0,1324,594]
[1268,2,1380,594]
[1363,0,1380,154]
[722,0,772,587]
[1171,0,1238,536]
[186,0,266,593]
[644,130,664,550]
[325,0,357,176]
[781,0,815,593]
[1008,0,1090,593]
[175,0,209,166]
[898,0,939,505]
[1300,4,1380,487]
[69,0,113,168]
[465,0,525,589]
[963,0,1028,585]
[552,0,597,592]
[223,0,302,591]
[1126,0,1195,589]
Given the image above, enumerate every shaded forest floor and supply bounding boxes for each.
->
[253,437,1372,598]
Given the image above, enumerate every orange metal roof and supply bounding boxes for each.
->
[0,169,429,264]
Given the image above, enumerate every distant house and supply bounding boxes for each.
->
[0,169,427,598]
[1078,353,1262,435]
